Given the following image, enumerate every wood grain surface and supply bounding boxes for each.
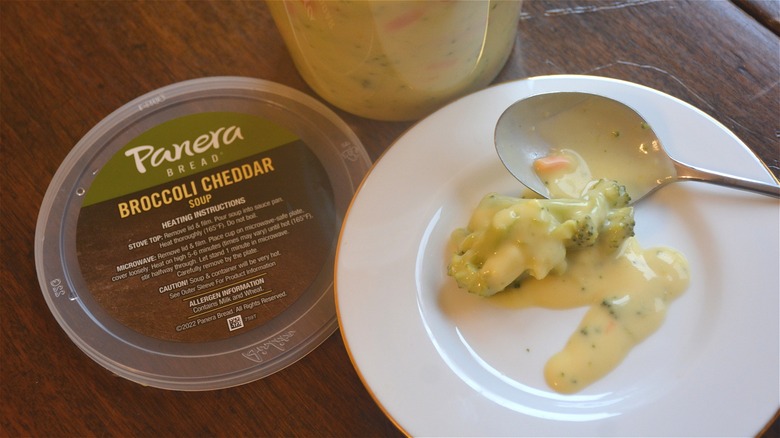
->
[734,0,780,35]
[2,1,778,436]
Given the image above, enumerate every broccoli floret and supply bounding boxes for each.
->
[544,179,633,249]
[588,178,632,208]
[599,207,636,250]
[447,179,635,296]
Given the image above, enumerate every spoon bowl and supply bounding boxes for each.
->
[495,92,780,203]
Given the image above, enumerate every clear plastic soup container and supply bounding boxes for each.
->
[268,0,522,121]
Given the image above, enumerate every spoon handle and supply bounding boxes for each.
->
[674,161,780,199]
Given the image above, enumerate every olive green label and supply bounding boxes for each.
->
[83,112,298,206]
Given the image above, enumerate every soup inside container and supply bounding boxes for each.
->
[268,0,523,121]
[35,77,371,390]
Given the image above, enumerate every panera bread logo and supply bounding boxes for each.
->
[124,125,244,174]
[242,330,296,363]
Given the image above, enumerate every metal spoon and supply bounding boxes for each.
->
[495,92,780,203]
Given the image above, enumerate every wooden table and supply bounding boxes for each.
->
[2,1,778,436]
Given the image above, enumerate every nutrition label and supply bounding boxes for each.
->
[75,116,336,342]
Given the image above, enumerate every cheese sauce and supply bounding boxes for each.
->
[492,237,689,393]
[531,146,688,392]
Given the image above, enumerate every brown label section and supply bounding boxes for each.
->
[76,140,335,342]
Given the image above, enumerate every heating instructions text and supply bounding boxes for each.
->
[112,196,313,332]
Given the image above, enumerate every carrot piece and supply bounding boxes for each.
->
[385,7,426,32]
[533,154,572,173]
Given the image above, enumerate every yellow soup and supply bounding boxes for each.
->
[268,0,522,121]
[529,97,676,201]
[493,237,689,393]
[448,180,689,393]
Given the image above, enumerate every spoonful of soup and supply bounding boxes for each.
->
[494,92,780,203]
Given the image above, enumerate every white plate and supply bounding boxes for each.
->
[335,75,779,436]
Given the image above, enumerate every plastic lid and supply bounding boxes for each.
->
[35,77,371,390]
